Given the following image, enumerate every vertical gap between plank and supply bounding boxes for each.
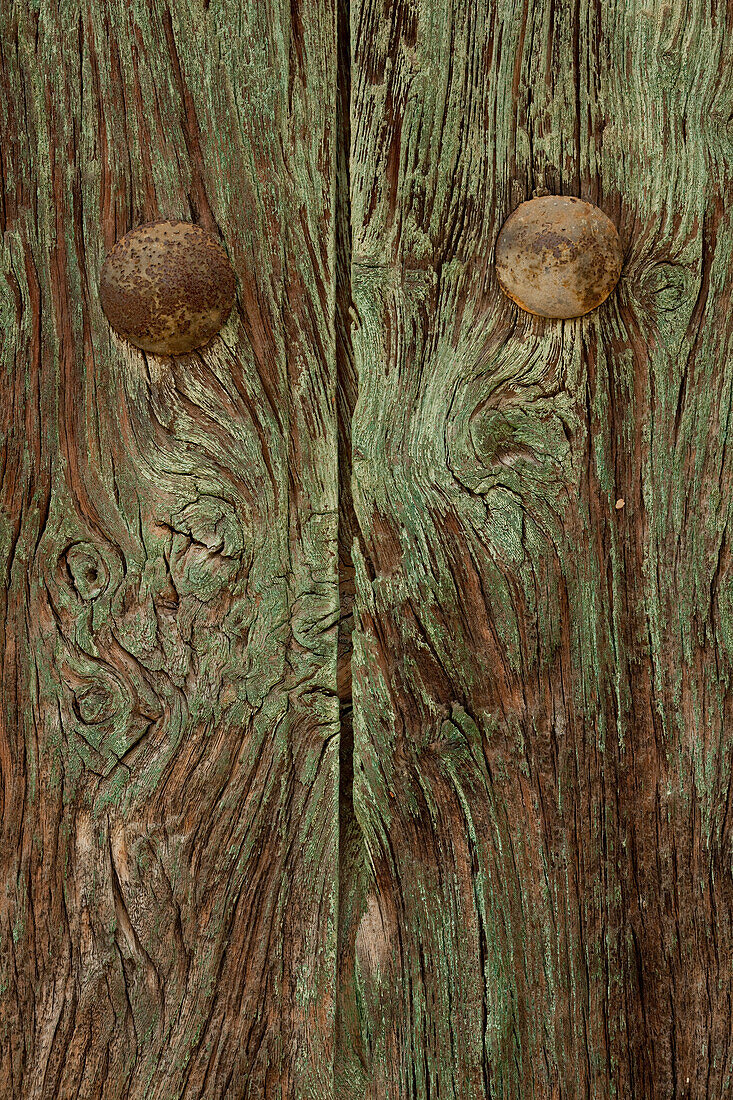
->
[334,0,366,1089]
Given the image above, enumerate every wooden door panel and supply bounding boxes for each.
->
[4,0,733,1097]
[346,0,733,1096]
[0,3,339,1097]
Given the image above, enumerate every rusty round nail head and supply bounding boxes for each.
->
[495,196,623,319]
[99,219,236,354]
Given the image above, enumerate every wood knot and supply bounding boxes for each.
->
[73,680,118,726]
[59,539,123,602]
[61,541,115,601]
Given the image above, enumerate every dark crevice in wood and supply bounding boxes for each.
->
[335,0,356,710]
[334,0,369,1091]
[334,0,355,868]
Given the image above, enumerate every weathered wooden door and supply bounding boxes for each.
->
[2,1,732,1098]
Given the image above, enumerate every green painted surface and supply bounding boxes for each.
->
[0,2,341,1096]
[344,0,733,1096]
[1,0,733,1097]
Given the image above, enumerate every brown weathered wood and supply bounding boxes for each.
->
[0,2,340,1097]
[4,0,733,1096]
[345,0,733,1095]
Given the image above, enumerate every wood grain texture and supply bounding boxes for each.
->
[4,0,733,1096]
[346,0,733,1096]
[0,2,340,1097]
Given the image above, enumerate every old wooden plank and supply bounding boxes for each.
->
[347,0,733,1095]
[0,1,340,1097]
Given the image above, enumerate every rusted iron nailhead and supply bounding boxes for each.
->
[495,196,623,319]
[99,219,236,354]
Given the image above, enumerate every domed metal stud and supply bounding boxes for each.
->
[495,196,623,319]
[99,219,236,354]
